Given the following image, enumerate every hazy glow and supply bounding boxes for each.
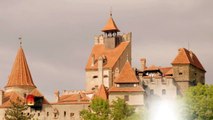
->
[149,100,179,120]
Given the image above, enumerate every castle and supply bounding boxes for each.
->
[0,14,206,120]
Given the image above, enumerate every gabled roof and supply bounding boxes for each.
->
[172,48,205,71]
[114,61,139,83]
[94,84,108,100]
[30,88,49,104]
[6,47,36,88]
[102,16,120,32]
[86,41,130,70]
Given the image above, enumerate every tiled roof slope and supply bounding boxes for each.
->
[30,88,49,104]
[6,47,36,88]
[57,93,90,104]
[94,84,108,100]
[172,48,205,71]
[114,61,139,83]
[0,92,24,108]
[102,16,120,32]
[86,41,130,70]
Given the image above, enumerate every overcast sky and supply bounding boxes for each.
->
[0,0,212,101]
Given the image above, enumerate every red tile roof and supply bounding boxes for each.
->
[172,48,205,71]
[145,65,159,71]
[0,92,24,108]
[6,47,36,88]
[102,16,120,32]
[30,88,49,104]
[114,61,139,83]
[94,84,108,100]
[86,41,130,70]
[109,86,144,92]
[58,93,90,103]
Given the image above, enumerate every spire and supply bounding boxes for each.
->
[19,36,22,47]
[5,47,36,88]
[102,12,120,33]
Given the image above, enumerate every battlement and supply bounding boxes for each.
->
[94,32,132,47]
[61,90,86,95]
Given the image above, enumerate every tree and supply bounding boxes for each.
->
[125,108,147,120]
[5,98,34,120]
[181,84,213,120]
[80,97,110,120]
[80,97,137,120]
[110,97,135,120]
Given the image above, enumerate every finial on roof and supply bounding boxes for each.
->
[19,36,22,47]
[110,7,112,17]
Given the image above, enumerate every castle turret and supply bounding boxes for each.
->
[172,48,206,95]
[5,44,36,94]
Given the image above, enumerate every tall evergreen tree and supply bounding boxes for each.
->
[5,98,34,120]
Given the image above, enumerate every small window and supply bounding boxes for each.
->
[179,72,183,75]
[194,73,197,76]
[150,89,154,95]
[70,113,75,117]
[103,75,108,78]
[93,76,98,79]
[124,95,129,101]
[47,112,49,117]
[162,89,166,95]
[27,113,29,116]
[38,113,40,116]
[64,111,66,117]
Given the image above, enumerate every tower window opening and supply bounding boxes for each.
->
[162,89,166,95]
[124,95,129,101]
[64,111,66,117]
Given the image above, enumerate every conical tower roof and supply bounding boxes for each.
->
[102,14,120,32]
[5,47,36,88]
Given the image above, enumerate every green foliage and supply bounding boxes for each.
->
[80,97,137,120]
[80,97,110,120]
[182,84,213,120]
[125,108,147,120]
[111,97,135,120]
[5,98,34,120]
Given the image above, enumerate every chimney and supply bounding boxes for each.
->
[54,90,60,102]
[91,54,95,67]
[0,90,4,105]
[98,56,103,84]
[140,58,146,71]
